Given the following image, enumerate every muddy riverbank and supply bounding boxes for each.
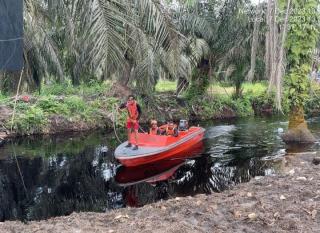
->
[1,152,319,233]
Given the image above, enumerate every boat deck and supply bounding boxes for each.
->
[115,142,167,157]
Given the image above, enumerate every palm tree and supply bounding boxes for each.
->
[19,0,265,100]
[167,0,262,98]
[20,0,189,94]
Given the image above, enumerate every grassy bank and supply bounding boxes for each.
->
[155,80,320,119]
[1,80,320,137]
[154,80,276,120]
[0,81,119,136]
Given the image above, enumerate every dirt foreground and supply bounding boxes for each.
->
[1,152,320,233]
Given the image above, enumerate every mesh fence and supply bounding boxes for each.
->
[0,0,23,71]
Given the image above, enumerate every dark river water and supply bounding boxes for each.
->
[1,117,320,221]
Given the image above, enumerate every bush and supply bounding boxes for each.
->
[305,90,320,116]
[64,96,86,113]
[12,106,48,134]
[80,80,111,96]
[37,96,70,115]
[41,82,76,96]
[230,96,254,117]
[248,90,290,115]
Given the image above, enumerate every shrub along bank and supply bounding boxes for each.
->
[0,81,117,137]
[0,81,320,139]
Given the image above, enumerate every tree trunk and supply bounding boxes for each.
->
[235,82,242,99]
[0,71,22,95]
[0,71,5,92]
[282,106,316,143]
[268,0,278,92]
[247,3,262,82]
[274,0,291,111]
[121,62,132,86]
[71,74,80,86]
[288,106,306,129]
[176,77,189,95]
[198,58,210,76]
[264,0,272,80]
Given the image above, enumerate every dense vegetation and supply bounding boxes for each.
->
[0,0,320,140]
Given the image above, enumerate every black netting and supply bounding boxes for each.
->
[0,0,23,71]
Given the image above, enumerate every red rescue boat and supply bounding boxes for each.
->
[115,126,205,167]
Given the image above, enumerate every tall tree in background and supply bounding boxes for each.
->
[265,0,275,83]
[282,0,319,143]
[247,1,263,82]
[173,0,259,98]
[265,0,292,111]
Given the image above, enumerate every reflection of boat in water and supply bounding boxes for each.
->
[116,141,205,186]
[115,127,205,167]
[116,159,185,187]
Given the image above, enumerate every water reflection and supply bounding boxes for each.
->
[116,159,187,187]
[0,144,119,221]
[2,117,318,221]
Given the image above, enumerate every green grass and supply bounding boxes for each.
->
[242,82,268,95]
[156,79,268,96]
[0,92,6,100]
[208,82,268,96]
[207,85,234,95]
[40,80,112,97]
[155,79,177,92]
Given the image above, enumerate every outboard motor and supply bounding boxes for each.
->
[178,119,189,131]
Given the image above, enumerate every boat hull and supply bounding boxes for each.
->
[115,127,205,167]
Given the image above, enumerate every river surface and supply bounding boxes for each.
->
[1,117,320,221]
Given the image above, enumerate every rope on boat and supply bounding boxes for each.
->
[139,125,146,133]
[112,104,147,143]
[112,104,123,144]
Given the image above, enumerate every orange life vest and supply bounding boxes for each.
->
[126,101,139,121]
[160,124,177,135]
[166,127,175,135]
[149,127,159,135]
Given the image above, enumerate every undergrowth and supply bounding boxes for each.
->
[2,80,320,135]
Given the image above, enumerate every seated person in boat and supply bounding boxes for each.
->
[160,121,179,137]
[149,120,161,135]
[118,95,142,150]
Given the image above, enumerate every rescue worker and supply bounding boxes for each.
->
[160,121,179,137]
[149,120,161,135]
[118,95,141,150]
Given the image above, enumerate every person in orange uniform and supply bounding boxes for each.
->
[149,120,161,135]
[160,121,179,137]
[118,95,142,150]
